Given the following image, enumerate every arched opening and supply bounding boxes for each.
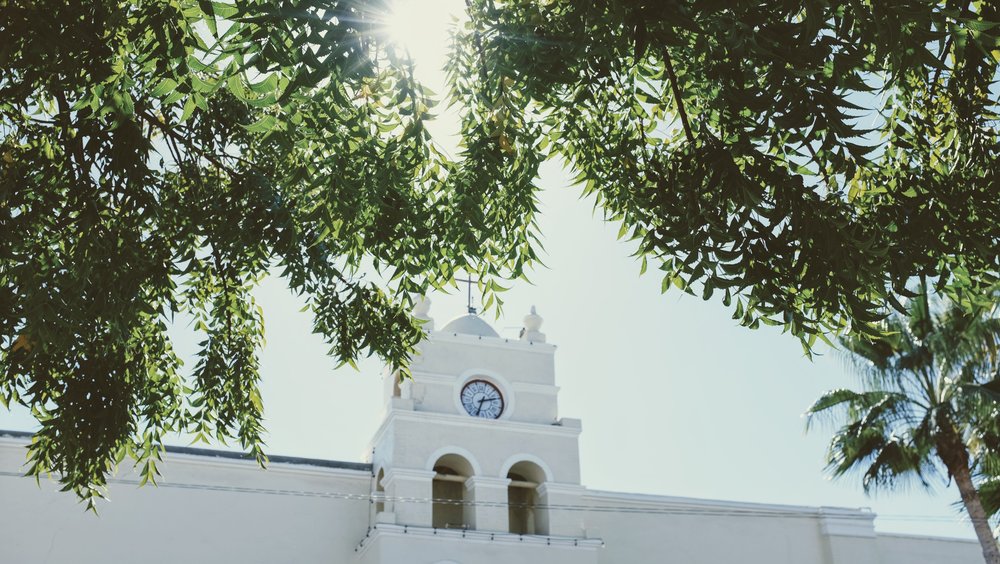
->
[507,461,547,535]
[432,453,474,529]
[374,468,385,514]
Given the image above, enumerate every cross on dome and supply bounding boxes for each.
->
[454,276,478,314]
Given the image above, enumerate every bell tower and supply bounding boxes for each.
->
[365,298,589,546]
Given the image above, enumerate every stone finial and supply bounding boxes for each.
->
[412,296,434,331]
[520,305,546,343]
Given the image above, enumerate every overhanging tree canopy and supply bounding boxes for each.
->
[455,0,1000,341]
[1,0,540,505]
[2,0,999,505]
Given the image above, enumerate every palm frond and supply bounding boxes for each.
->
[969,417,1000,475]
[977,476,1000,520]
[806,389,917,431]
[806,389,881,429]
[857,393,917,431]
[814,288,1000,506]
[839,334,900,372]
[963,379,1000,406]
[934,303,1000,382]
[827,424,889,479]
[861,436,930,493]
[910,413,937,447]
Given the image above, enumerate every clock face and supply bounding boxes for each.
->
[460,379,504,419]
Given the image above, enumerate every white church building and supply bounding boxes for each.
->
[1,302,985,563]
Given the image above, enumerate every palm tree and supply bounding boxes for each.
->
[806,288,1000,564]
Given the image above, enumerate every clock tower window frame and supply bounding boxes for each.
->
[504,459,549,536]
[430,453,476,530]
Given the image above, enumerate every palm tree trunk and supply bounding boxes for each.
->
[952,462,1000,564]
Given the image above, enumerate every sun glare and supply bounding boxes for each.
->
[382,0,467,147]
[384,0,460,72]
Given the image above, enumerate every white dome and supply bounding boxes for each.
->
[440,314,500,338]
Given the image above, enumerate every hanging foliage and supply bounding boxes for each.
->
[2,0,999,505]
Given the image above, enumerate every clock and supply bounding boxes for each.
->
[460,379,504,419]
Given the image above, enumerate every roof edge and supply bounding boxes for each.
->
[0,429,371,473]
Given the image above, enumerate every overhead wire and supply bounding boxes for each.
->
[0,470,975,524]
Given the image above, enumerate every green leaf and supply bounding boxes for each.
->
[227,75,249,101]
[211,1,239,18]
[151,79,179,98]
[248,74,279,95]
[179,97,196,123]
[189,74,217,93]
[242,114,277,133]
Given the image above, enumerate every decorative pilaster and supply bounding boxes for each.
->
[381,468,436,528]
[465,476,512,532]
[537,482,586,537]
[818,507,878,564]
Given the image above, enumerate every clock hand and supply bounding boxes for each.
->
[479,396,499,416]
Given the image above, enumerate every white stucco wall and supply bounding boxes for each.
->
[0,437,373,564]
[357,525,601,564]
[580,491,983,564]
[412,336,556,390]
[406,334,559,425]
[369,410,581,484]
[0,319,987,564]
[1,434,986,564]
[585,491,832,564]
[876,532,982,563]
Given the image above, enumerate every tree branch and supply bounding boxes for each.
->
[931,35,953,88]
[54,89,87,183]
[662,48,694,143]
[139,110,241,177]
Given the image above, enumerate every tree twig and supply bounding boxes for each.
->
[803,141,834,190]
[213,252,235,352]
[139,110,241,176]
[931,35,953,87]
[464,0,491,86]
[54,89,87,183]
[662,47,694,143]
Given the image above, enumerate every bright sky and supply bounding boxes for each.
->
[0,0,978,540]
